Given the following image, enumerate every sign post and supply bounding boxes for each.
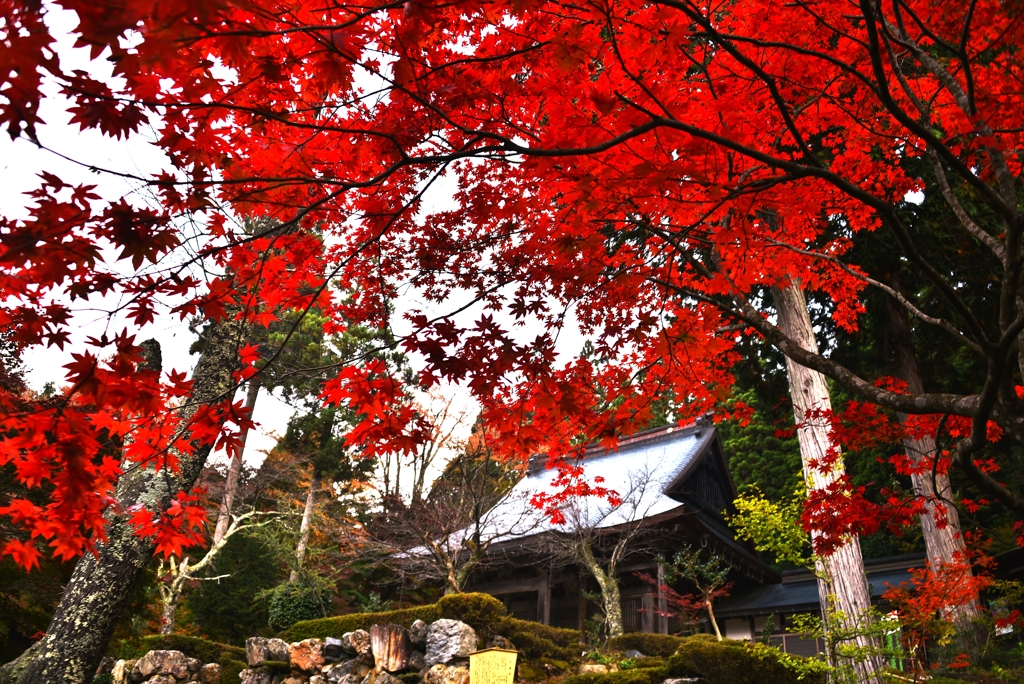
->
[469,648,518,684]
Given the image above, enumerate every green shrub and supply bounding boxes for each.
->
[438,593,507,632]
[559,667,667,684]
[495,617,581,660]
[278,603,442,642]
[539,657,570,673]
[632,657,666,669]
[666,635,826,684]
[605,634,685,657]
[266,582,329,630]
[518,662,548,681]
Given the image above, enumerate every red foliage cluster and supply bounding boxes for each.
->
[881,548,1017,663]
[635,570,731,634]
[797,399,1009,556]
[0,0,1022,572]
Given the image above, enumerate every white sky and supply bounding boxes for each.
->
[0,6,587,481]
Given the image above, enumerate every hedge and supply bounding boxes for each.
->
[666,635,826,684]
[278,603,442,642]
[275,593,586,665]
[494,617,581,660]
[558,667,668,684]
[438,593,506,632]
[552,636,828,684]
[605,634,685,657]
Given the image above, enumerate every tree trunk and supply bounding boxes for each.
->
[289,468,320,583]
[884,291,979,621]
[212,378,260,545]
[157,510,255,638]
[580,542,623,639]
[0,320,246,684]
[773,284,883,684]
[159,558,189,636]
[705,597,722,641]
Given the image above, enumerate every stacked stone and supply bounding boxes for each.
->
[238,619,481,684]
[110,651,221,684]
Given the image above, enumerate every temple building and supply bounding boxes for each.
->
[463,416,917,654]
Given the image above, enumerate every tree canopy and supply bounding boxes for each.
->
[0,0,1022,588]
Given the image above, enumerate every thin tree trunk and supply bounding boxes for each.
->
[411,441,436,505]
[212,378,260,545]
[1,320,247,684]
[774,284,883,684]
[705,597,722,641]
[159,557,189,635]
[157,510,256,636]
[289,468,320,583]
[580,542,623,639]
[884,292,979,623]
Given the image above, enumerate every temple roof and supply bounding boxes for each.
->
[478,417,729,544]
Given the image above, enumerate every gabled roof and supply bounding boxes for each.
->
[481,417,726,543]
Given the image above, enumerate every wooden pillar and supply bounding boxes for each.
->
[537,574,550,626]
[656,563,668,634]
[641,593,655,633]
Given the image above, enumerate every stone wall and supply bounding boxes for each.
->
[110,616,517,684]
[111,650,222,684]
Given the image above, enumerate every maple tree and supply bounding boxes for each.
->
[1,0,1023,681]
[638,547,733,641]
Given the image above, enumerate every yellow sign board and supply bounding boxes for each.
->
[469,648,518,684]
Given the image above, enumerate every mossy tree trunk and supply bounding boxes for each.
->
[0,319,247,684]
[580,541,624,639]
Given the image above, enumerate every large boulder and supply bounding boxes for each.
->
[199,663,222,684]
[486,635,514,650]
[146,676,177,684]
[408,620,428,648]
[247,637,291,667]
[424,620,477,667]
[132,650,192,680]
[424,663,469,684]
[239,667,276,684]
[112,659,135,684]
[370,624,410,673]
[325,671,363,684]
[326,654,372,681]
[290,639,326,673]
[343,630,372,656]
